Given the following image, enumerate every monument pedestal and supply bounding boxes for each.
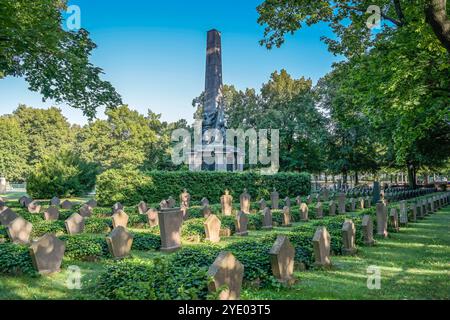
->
[188,145,244,172]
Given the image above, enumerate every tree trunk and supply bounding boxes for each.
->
[355,171,359,186]
[426,0,450,53]
[407,165,418,189]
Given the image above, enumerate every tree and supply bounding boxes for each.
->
[13,105,75,166]
[0,0,122,118]
[0,116,29,181]
[257,0,450,54]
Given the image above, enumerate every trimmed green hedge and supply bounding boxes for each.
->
[96,170,311,206]
[0,243,36,276]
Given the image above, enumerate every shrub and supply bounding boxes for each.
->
[0,243,36,276]
[96,170,311,206]
[31,220,66,238]
[132,232,160,251]
[84,218,111,234]
[60,234,109,261]
[171,245,222,268]
[181,218,206,241]
[26,150,97,198]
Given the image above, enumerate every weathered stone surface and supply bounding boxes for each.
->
[65,213,85,235]
[44,206,59,221]
[240,189,251,213]
[0,208,18,226]
[329,200,336,216]
[111,202,124,214]
[167,196,176,208]
[365,196,371,208]
[362,215,375,246]
[207,251,244,300]
[202,204,212,218]
[338,193,346,214]
[316,202,323,219]
[138,201,148,215]
[29,234,65,275]
[50,197,60,207]
[19,196,32,208]
[300,203,309,221]
[220,190,233,216]
[86,199,97,208]
[399,201,408,226]
[342,220,357,255]
[390,208,399,232]
[322,189,330,201]
[306,195,312,205]
[359,197,365,210]
[295,196,301,206]
[28,201,41,214]
[146,208,159,227]
[7,217,32,244]
[106,226,133,259]
[269,236,295,284]
[235,211,249,236]
[180,189,190,209]
[284,197,291,208]
[112,210,129,229]
[350,198,356,212]
[410,204,418,222]
[160,199,169,209]
[313,227,331,267]
[376,202,388,238]
[270,188,279,209]
[61,200,73,210]
[79,204,92,218]
[262,207,273,230]
[282,206,292,227]
[201,198,210,207]
[204,214,221,243]
[158,208,183,252]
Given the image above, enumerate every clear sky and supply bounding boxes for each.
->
[0,0,341,125]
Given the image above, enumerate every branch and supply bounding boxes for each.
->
[337,4,404,27]
[393,0,407,25]
[425,0,450,53]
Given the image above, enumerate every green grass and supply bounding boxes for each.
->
[0,195,448,300]
[243,207,450,300]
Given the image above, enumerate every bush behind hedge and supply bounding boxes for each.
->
[96,170,311,206]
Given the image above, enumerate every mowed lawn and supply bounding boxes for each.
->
[0,193,449,300]
[244,207,450,300]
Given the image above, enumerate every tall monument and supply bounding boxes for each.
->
[189,29,243,172]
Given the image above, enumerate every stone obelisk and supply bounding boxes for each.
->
[205,29,223,119]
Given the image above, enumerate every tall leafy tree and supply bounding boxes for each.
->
[0,0,122,118]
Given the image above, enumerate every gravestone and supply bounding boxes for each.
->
[202,204,212,218]
[204,214,221,243]
[300,203,309,221]
[112,202,124,214]
[29,234,65,275]
[106,226,133,259]
[262,207,273,230]
[201,198,210,207]
[269,236,295,285]
[258,199,267,211]
[79,204,92,218]
[270,188,279,209]
[144,208,159,227]
[338,193,346,214]
[61,200,73,210]
[112,210,129,229]
[376,202,388,238]
[7,217,32,244]
[329,200,336,216]
[295,196,301,206]
[399,201,408,226]
[240,189,251,213]
[410,204,418,223]
[390,208,399,233]
[207,252,244,300]
[138,201,148,215]
[316,202,323,219]
[180,189,190,210]
[50,197,60,207]
[220,190,233,216]
[422,199,428,216]
[167,196,176,208]
[312,227,331,267]
[284,197,291,208]
[282,206,292,227]
[0,198,5,211]
[19,196,32,208]
[235,211,249,236]
[158,208,183,252]
[0,208,18,226]
[350,198,356,212]
[44,206,59,221]
[372,181,381,205]
[86,199,97,208]
[306,195,312,205]
[315,194,321,203]
[341,220,357,255]
[365,196,372,208]
[362,215,375,246]
[28,201,41,214]
[160,199,169,209]
[322,189,330,201]
[359,197,365,210]
[65,213,85,235]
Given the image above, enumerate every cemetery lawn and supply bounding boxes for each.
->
[243,207,450,300]
[0,198,449,300]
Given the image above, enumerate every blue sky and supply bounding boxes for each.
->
[0,0,342,125]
